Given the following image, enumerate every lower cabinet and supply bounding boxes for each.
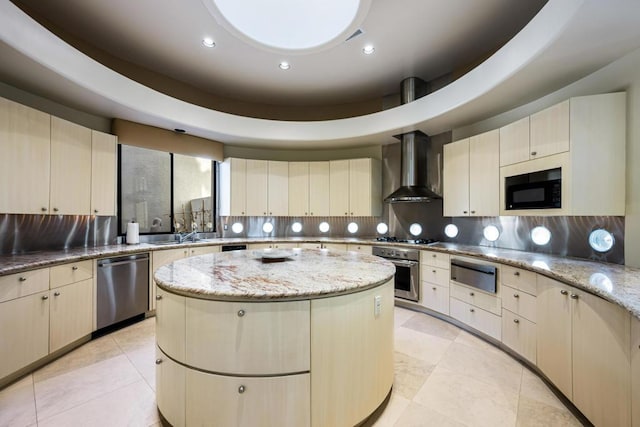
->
[537,275,632,427]
[156,346,185,427]
[155,286,185,360]
[185,369,310,427]
[632,317,640,427]
[49,278,93,353]
[347,244,372,254]
[450,297,501,340]
[0,290,49,379]
[421,283,449,314]
[501,308,537,364]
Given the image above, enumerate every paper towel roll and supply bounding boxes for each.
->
[126,222,140,245]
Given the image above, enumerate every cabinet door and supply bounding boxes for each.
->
[267,161,288,216]
[156,287,186,360]
[501,309,536,364]
[288,162,309,216]
[156,346,185,427]
[529,100,570,159]
[245,159,268,216]
[309,161,330,216]
[499,116,530,166]
[443,139,470,216]
[230,158,247,215]
[0,97,50,214]
[421,283,449,315]
[188,246,220,257]
[536,276,572,399]
[186,370,310,427]
[632,317,640,427]
[0,291,49,379]
[572,290,631,427]
[90,130,117,216]
[349,158,371,216]
[50,117,92,215]
[347,244,372,254]
[469,130,499,216]
[49,278,93,352]
[329,160,350,216]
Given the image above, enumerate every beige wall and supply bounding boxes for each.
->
[452,47,640,267]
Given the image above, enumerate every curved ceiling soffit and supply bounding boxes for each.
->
[0,0,583,147]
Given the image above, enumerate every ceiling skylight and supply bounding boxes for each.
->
[207,0,364,52]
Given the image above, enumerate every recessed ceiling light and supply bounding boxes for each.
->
[279,61,290,70]
[362,45,375,55]
[202,37,216,48]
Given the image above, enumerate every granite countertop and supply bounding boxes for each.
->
[1,237,639,318]
[154,248,396,300]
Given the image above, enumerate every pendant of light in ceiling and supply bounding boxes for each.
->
[202,37,216,48]
[279,61,290,70]
[362,44,375,55]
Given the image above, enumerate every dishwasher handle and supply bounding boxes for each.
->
[98,254,149,268]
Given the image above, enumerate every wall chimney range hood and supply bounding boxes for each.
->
[384,77,442,203]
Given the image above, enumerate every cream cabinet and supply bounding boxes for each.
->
[0,268,49,303]
[187,245,220,256]
[289,161,330,216]
[347,244,372,254]
[219,157,247,216]
[156,346,185,427]
[322,243,348,251]
[245,159,268,216]
[186,370,310,427]
[450,297,501,340]
[155,286,186,360]
[537,275,631,427]
[0,289,50,379]
[443,130,499,217]
[501,267,537,363]
[49,278,93,352]
[267,161,289,216]
[500,93,626,216]
[499,117,530,166]
[151,248,194,310]
[330,158,381,217]
[632,317,640,427]
[0,97,51,214]
[90,130,117,216]
[50,117,92,215]
[228,159,288,216]
[420,250,450,315]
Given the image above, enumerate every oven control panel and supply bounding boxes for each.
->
[372,246,420,261]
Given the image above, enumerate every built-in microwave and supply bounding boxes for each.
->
[505,167,561,210]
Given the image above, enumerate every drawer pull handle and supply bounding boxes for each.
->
[155,359,162,365]
[463,210,468,214]
[570,294,579,300]
[19,276,27,282]
[94,209,99,213]
[53,207,59,212]
[432,270,436,273]
[42,295,49,300]
[237,309,245,317]
[238,385,246,394]
[513,319,520,324]
[469,308,475,313]
[432,287,437,291]
[513,293,520,298]
[54,292,61,296]
[514,271,520,276]
[72,266,78,271]
[531,151,537,156]
[156,295,163,300]
[471,210,476,214]
[41,207,47,212]
[469,292,475,296]
[432,254,436,258]
[560,290,568,295]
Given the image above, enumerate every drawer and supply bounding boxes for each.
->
[272,243,298,249]
[420,282,449,315]
[421,266,449,287]
[347,244,372,254]
[0,268,49,303]
[420,250,450,269]
[322,243,347,251]
[502,309,537,364]
[501,266,537,295]
[185,299,310,375]
[188,246,220,256]
[49,260,93,289]
[300,243,322,249]
[502,285,537,323]
[450,282,501,315]
[450,298,501,340]
[186,369,310,427]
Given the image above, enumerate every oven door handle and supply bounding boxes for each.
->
[390,259,419,268]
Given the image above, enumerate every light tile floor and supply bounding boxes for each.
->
[0,307,583,427]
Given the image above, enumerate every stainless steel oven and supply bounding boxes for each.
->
[372,246,420,302]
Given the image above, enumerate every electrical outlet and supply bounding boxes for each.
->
[223,224,228,230]
[374,295,382,317]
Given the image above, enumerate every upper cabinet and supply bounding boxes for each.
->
[288,161,330,217]
[330,158,381,217]
[0,97,51,214]
[529,100,570,160]
[90,130,117,216]
[444,130,499,217]
[50,117,92,215]
[499,117,530,166]
[222,157,380,217]
[0,96,117,216]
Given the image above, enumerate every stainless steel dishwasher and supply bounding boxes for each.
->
[97,253,149,330]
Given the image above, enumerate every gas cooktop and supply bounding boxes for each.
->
[375,236,438,245]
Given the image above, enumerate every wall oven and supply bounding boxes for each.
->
[372,246,420,302]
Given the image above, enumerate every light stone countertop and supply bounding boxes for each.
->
[154,248,396,300]
[1,237,639,318]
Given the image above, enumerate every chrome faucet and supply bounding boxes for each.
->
[178,230,199,243]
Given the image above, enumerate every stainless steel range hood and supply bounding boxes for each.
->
[384,78,442,203]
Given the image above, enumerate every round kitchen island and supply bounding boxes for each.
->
[153,248,395,427]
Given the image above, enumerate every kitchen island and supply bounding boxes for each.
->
[153,248,395,427]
